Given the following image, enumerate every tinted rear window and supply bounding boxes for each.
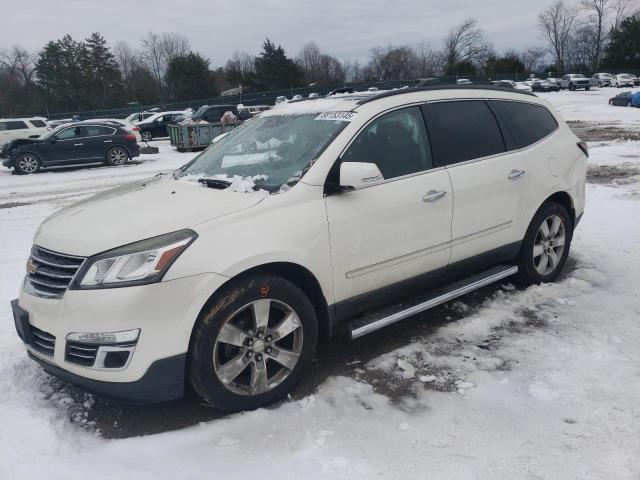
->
[0,121,28,131]
[30,120,47,128]
[422,100,505,166]
[490,101,558,149]
[83,126,115,136]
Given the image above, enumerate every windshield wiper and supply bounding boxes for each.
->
[198,178,232,189]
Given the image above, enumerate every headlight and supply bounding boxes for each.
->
[71,229,197,289]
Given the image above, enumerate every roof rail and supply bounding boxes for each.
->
[356,84,536,105]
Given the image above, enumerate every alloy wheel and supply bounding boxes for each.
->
[533,214,566,276]
[109,148,127,165]
[17,155,38,173]
[213,299,303,396]
[142,132,152,142]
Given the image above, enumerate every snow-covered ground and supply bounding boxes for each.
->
[1,92,639,479]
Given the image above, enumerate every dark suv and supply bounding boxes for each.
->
[1,122,140,174]
[137,112,189,141]
[192,105,247,123]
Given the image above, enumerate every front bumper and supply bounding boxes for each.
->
[11,271,228,403]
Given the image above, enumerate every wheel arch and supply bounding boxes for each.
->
[193,262,332,343]
[544,191,575,226]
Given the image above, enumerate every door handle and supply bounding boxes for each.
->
[423,190,447,202]
[73,143,83,146]
[508,169,526,180]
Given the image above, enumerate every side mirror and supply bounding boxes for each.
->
[50,138,57,144]
[339,162,384,190]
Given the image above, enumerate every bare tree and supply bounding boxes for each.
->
[342,59,363,82]
[415,42,442,77]
[611,0,633,29]
[442,19,493,72]
[538,0,576,73]
[0,46,36,84]
[519,47,546,72]
[140,31,190,85]
[367,45,419,81]
[224,50,255,86]
[298,42,322,83]
[581,0,610,67]
[113,41,138,84]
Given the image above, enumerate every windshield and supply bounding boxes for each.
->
[177,113,349,192]
[571,74,587,79]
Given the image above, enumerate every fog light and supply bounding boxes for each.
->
[66,329,140,345]
[104,351,131,368]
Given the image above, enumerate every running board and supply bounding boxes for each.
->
[348,265,518,339]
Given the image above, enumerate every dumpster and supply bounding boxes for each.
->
[168,122,240,152]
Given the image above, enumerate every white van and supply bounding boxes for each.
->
[0,117,49,146]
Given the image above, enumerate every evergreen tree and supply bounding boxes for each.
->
[254,39,304,90]
[165,52,217,101]
[484,54,526,75]
[602,15,640,69]
[84,32,123,108]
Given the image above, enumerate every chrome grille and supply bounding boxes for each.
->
[25,246,85,299]
[30,326,56,357]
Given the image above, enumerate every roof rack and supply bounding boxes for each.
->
[356,84,536,105]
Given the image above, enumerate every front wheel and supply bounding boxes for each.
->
[517,202,573,285]
[106,147,129,166]
[189,274,318,411]
[14,153,41,174]
[585,86,590,91]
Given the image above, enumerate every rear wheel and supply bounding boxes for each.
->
[106,147,128,166]
[517,202,573,285]
[141,131,153,142]
[14,153,41,174]
[585,85,590,91]
[189,274,318,411]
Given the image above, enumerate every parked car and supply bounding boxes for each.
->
[82,118,142,142]
[531,79,561,92]
[591,73,612,87]
[0,117,49,147]
[610,73,637,88]
[10,85,586,410]
[456,78,472,85]
[47,118,74,129]
[1,122,140,174]
[558,74,591,90]
[608,91,633,106]
[247,105,272,116]
[125,111,156,123]
[490,80,516,89]
[136,111,190,142]
[191,105,247,124]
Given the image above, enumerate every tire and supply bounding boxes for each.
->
[569,84,575,91]
[609,100,614,105]
[141,131,153,142]
[14,153,41,174]
[189,274,318,411]
[106,146,129,166]
[516,201,573,285]
[585,86,590,91]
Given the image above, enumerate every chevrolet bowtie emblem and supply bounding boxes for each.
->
[26,259,37,274]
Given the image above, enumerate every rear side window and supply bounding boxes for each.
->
[490,101,558,149]
[422,100,505,166]
[342,106,432,179]
[30,120,47,128]
[83,126,115,136]
[0,120,29,131]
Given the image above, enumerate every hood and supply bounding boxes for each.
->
[3,137,39,152]
[36,174,268,256]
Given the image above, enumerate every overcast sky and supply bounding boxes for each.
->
[2,0,557,65]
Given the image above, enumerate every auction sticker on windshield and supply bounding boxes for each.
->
[314,112,356,121]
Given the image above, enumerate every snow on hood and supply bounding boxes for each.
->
[35,174,268,256]
[178,173,269,193]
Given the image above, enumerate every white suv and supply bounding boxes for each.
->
[11,86,587,410]
[0,117,49,147]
